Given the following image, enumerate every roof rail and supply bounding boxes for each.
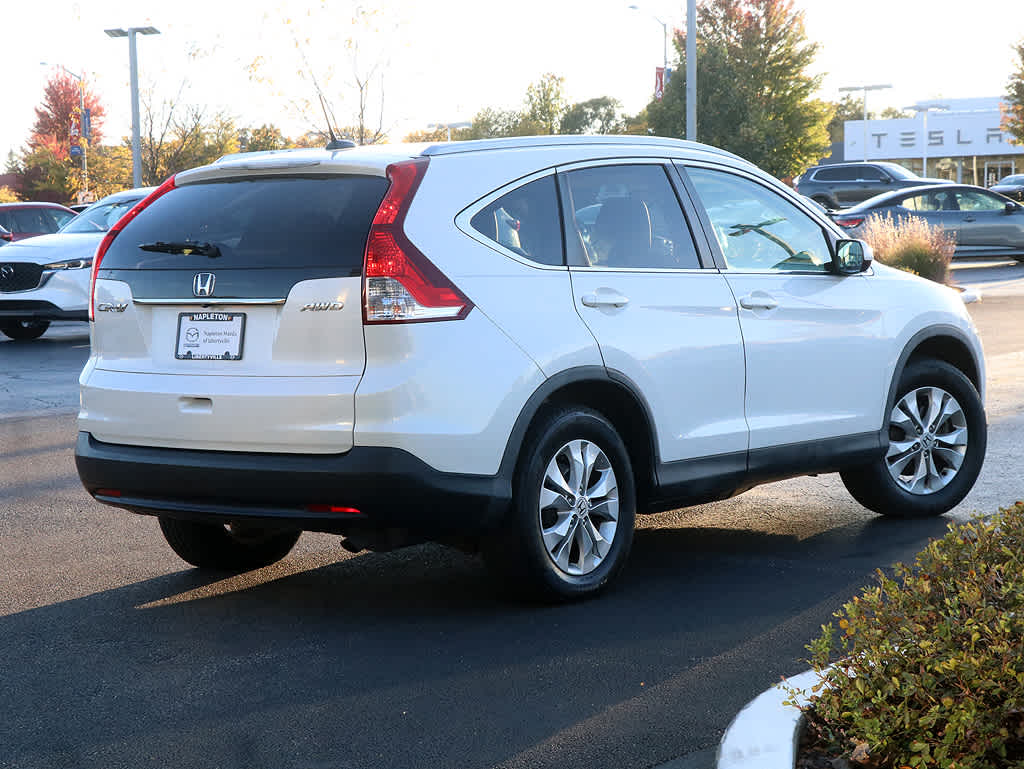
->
[420,134,745,162]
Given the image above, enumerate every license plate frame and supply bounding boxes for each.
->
[175,312,246,361]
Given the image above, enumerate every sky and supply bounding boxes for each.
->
[2,0,1022,166]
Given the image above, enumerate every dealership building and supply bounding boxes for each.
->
[838,97,1023,186]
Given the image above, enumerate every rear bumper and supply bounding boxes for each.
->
[0,299,88,321]
[75,432,511,536]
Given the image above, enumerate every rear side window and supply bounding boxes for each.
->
[101,176,389,272]
[813,167,857,182]
[562,164,700,269]
[470,175,563,266]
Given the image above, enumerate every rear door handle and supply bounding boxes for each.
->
[581,291,630,308]
[739,294,779,310]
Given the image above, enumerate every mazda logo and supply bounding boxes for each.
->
[193,272,215,297]
[0,265,14,281]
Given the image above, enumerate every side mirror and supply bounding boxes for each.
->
[833,239,872,274]
[1006,201,1018,214]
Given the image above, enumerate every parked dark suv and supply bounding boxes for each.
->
[795,162,951,209]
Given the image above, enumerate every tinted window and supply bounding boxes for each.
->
[859,166,888,181]
[62,197,144,234]
[102,176,389,272]
[955,190,1006,211]
[687,167,831,272]
[562,164,699,269]
[470,175,563,266]
[0,208,66,234]
[814,167,857,182]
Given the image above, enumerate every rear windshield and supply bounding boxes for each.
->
[101,175,389,272]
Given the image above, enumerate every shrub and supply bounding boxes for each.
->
[796,503,1024,769]
[0,185,19,203]
[859,213,955,284]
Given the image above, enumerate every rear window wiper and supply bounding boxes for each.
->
[138,240,221,257]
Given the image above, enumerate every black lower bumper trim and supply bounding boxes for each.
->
[0,299,87,321]
[75,433,511,536]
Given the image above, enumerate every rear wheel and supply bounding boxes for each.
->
[484,406,636,601]
[0,320,50,340]
[811,195,837,210]
[841,360,986,517]
[158,517,301,571]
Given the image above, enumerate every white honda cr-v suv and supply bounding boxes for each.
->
[75,136,987,600]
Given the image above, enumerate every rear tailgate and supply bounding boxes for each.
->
[82,173,388,453]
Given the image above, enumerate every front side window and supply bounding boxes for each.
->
[955,190,1007,212]
[561,164,700,269]
[859,166,888,181]
[687,167,832,272]
[470,175,563,266]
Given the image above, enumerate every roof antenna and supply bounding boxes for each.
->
[320,93,355,150]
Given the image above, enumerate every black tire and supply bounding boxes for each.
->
[841,359,986,517]
[0,320,50,340]
[483,406,636,601]
[158,517,301,571]
[811,195,837,210]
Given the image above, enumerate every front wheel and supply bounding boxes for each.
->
[484,406,636,601]
[841,360,986,517]
[158,517,301,571]
[0,320,50,340]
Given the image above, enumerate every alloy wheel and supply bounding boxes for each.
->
[886,386,968,495]
[537,439,619,576]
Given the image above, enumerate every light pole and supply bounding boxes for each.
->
[628,5,669,71]
[686,0,696,140]
[838,83,892,161]
[905,101,948,178]
[105,26,160,188]
[41,63,89,201]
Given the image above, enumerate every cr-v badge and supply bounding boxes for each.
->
[300,301,345,312]
[193,273,216,297]
[96,302,128,313]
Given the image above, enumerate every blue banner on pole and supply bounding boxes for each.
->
[83,109,91,143]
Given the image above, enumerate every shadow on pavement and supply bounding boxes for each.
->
[1,512,953,769]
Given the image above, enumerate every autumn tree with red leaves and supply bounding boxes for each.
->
[30,70,105,158]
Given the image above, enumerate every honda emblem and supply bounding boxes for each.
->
[193,272,216,297]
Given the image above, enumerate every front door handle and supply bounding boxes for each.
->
[963,216,976,222]
[581,291,630,308]
[739,294,779,310]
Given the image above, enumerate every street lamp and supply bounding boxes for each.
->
[905,101,949,178]
[41,62,89,201]
[628,5,669,72]
[105,26,160,188]
[838,83,892,161]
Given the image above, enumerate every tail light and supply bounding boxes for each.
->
[89,175,177,320]
[362,158,472,324]
[833,215,865,229]
[0,230,12,243]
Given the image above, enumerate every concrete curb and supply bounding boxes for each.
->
[716,668,823,769]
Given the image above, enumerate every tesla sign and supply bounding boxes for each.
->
[845,108,1024,160]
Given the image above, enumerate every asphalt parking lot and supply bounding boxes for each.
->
[2,260,1024,769]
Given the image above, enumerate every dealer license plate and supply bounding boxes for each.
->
[175,312,246,360]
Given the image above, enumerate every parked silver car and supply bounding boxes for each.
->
[831,183,1024,261]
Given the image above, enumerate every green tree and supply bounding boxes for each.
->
[85,145,133,199]
[648,0,832,178]
[560,96,624,134]
[525,73,567,134]
[463,107,527,139]
[826,94,864,144]
[1003,39,1024,143]
[239,124,289,152]
[0,186,19,203]
[140,89,240,184]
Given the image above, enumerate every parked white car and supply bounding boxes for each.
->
[0,187,151,339]
[74,137,987,599]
